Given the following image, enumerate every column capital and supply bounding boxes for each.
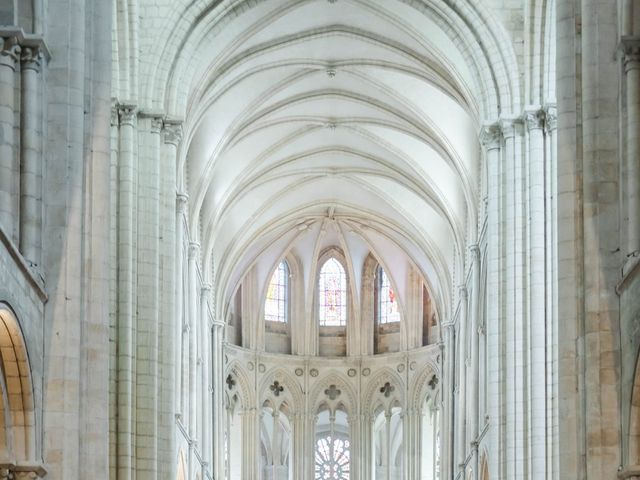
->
[188,242,201,259]
[212,320,225,330]
[458,285,468,299]
[499,117,521,139]
[177,192,189,213]
[0,37,21,69]
[544,105,557,132]
[467,243,480,258]
[479,123,501,150]
[621,36,640,72]
[150,117,164,134]
[111,105,119,127]
[163,120,184,146]
[117,104,138,126]
[20,46,42,72]
[201,282,213,294]
[523,108,545,131]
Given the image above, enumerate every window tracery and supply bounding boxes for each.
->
[315,434,350,479]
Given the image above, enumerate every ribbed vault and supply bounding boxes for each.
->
[130,0,521,321]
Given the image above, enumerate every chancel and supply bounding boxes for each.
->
[0,0,638,479]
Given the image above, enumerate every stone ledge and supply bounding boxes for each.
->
[618,465,640,479]
[0,225,47,303]
[0,462,47,478]
[617,254,640,295]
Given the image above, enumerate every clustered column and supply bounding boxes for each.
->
[0,35,47,266]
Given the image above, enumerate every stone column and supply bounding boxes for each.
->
[242,408,260,480]
[544,106,559,478]
[0,37,19,240]
[480,123,502,480]
[467,244,481,480]
[526,109,547,479]
[135,114,162,480]
[212,320,225,480]
[456,286,468,471]
[187,241,200,465]
[291,412,305,480]
[175,192,188,418]
[442,325,455,480]
[19,46,43,266]
[116,104,137,480]
[622,37,640,266]
[160,121,181,479]
[359,413,372,480]
[201,283,212,468]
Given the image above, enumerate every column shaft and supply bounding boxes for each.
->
[0,39,19,240]
[527,110,547,479]
[116,105,137,480]
[19,47,42,265]
[623,39,640,260]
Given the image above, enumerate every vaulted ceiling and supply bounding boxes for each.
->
[130,0,522,319]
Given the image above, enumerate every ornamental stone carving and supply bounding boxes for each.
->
[524,109,545,131]
[479,123,501,149]
[0,37,20,69]
[164,121,183,146]
[118,104,137,127]
[20,46,42,72]
[621,36,640,72]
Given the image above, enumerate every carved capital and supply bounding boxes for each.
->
[479,123,501,150]
[0,468,12,480]
[523,109,545,131]
[545,105,557,133]
[176,192,189,213]
[163,121,183,146]
[458,285,468,299]
[118,104,138,127]
[150,117,164,134]
[499,118,520,139]
[0,37,21,69]
[468,243,480,258]
[111,105,119,127]
[188,242,200,259]
[621,36,640,72]
[202,283,212,294]
[20,46,42,72]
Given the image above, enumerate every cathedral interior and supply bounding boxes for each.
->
[0,0,639,479]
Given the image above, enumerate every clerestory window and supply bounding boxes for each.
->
[377,267,400,324]
[264,261,289,323]
[318,258,347,326]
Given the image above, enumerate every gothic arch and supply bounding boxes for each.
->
[224,362,253,411]
[309,371,357,414]
[410,363,441,413]
[0,303,35,462]
[363,367,405,415]
[258,367,304,413]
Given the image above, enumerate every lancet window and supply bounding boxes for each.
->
[319,258,347,326]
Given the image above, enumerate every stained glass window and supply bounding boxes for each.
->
[264,261,289,323]
[315,435,350,479]
[319,258,347,326]
[377,267,400,324]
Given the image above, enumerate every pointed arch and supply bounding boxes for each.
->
[0,303,35,462]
